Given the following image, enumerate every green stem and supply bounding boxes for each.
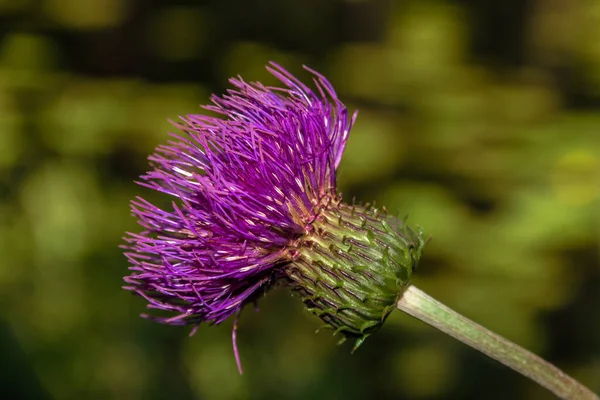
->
[396,284,598,400]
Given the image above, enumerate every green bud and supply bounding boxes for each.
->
[285,200,426,351]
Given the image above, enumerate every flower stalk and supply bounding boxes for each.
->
[396,284,599,400]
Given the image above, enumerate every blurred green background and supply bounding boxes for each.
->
[1,0,599,399]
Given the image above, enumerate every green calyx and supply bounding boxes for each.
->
[285,200,426,351]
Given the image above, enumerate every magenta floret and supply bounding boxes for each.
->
[123,63,355,371]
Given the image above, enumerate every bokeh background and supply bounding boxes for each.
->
[1,0,599,399]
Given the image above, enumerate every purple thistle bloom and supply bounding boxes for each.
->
[123,63,355,371]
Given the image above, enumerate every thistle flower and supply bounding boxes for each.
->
[124,62,424,371]
[122,63,599,400]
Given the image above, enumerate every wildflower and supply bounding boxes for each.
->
[123,63,425,372]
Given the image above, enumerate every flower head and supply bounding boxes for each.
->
[124,63,425,372]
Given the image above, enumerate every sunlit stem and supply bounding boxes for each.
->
[397,285,598,400]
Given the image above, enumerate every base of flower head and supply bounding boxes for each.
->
[284,199,426,351]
